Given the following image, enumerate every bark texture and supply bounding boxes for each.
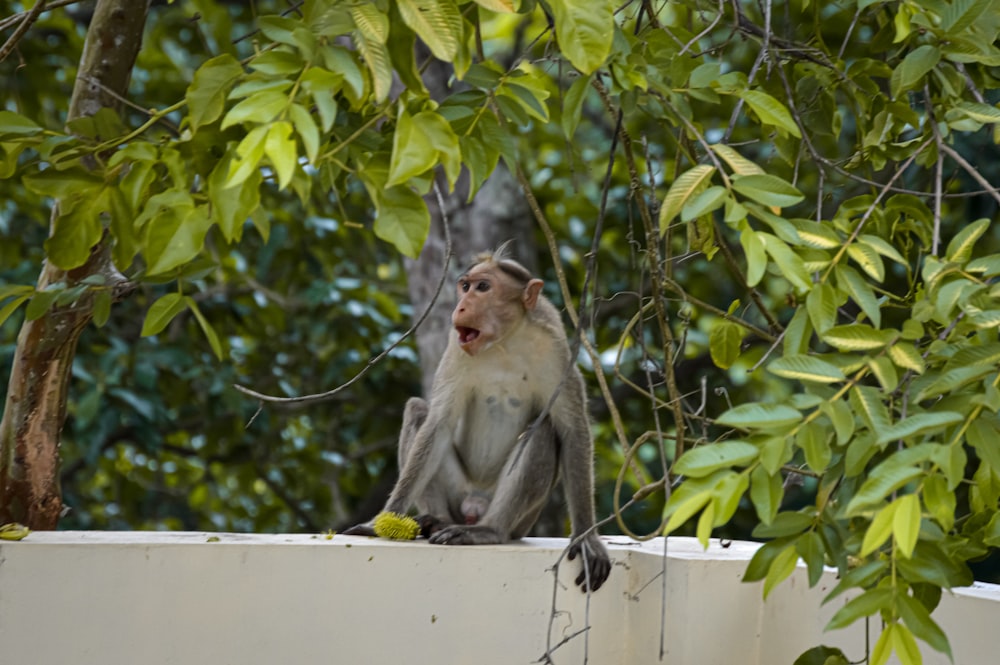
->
[0,0,149,528]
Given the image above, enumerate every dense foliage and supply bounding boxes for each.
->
[2,1,1000,663]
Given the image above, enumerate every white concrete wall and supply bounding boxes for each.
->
[0,532,996,664]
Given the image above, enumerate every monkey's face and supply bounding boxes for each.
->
[453,267,503,356]
[453,262,544,356]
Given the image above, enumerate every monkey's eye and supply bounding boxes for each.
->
[476,281,490,292]
[460,280,470,292]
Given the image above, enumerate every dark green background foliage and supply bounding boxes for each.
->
[3,1,1000,661]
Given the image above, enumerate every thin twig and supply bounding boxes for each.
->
[0,0,46,63]
[234,181,454,410]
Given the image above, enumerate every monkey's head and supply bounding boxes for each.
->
[452,251,543,356]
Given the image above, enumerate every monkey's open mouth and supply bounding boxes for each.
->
[456,326,480,345]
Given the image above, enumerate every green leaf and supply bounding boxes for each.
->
[24,168,104,199]
[221,90,288,130]
[301,69,341,132]
[388,109,442,187]
[847,242,885,282]
[889,342,924,374]
[659,164,715,229]
[373,185,431,258]
[806,282,838,333]
[868,355,898,392]
[953,101,1000,124]
[709,319,743,369]
[144,203,213,276]
[561,74,591,140]
[796,530,825,587]
[822,323,887,351]
[397,0,462,61]
[257,15,300,46]
[740,226,767,286]
[850,385,891,434]
[226,125,268,188]
[762,545,799,599]
[682,185,728,222]
[548,0,614,74]
[835,264,881,327]
[846,464,924,516]
[891,45,940,98]
[0,294,30,328]
[967,420,1000,474]
[876,412,963,446]
[0,110,43,136]
[743,537,796,582]
[792,646,849,665]
[825,588,893,631]
[922,473,955,531]
[822,398,855,445]
[871,624,893,665]
[288,103,319,163]
[711,144,764,176]
[354,29,392,103]
[898,593,952,658]
[716,402,802,429]
[749,464,783,524]
[45,194,105,270]
[797,421,832,473]
[92,289,111,328]
[674,441,759,478]
[945,218,989,263]
[769,354,845,384]
[663,488,713,535]
[942,0,992,34]
[736,89,802,138]
[732,174,805,208]
[890,622,922,665]
[695,500,715,548]
[759,233,812,292]
[209,151,261,244]
[141,293,188,337]
[264,121,297,189]
[893,493,921,558]
[861,500,898,556]
[186,54,243,132]
[186,297,224,360]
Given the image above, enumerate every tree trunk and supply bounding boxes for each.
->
[0,0,149,528]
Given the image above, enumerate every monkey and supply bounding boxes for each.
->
[344,247,611,592]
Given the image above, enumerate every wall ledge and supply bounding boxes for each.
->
[1,532,996,664]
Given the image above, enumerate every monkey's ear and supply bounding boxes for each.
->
[523,279,544,310]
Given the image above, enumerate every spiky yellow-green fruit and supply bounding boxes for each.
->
[373,511,419,540]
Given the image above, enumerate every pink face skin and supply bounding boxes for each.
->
[452,269,497,356]
[451,265,543,356]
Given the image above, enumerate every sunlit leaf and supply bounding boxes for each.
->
[716,402,802,429]
[660,164,715,229]
[674,441,759,477]
[548,0,614,75]
[737,89,802,138]
[769,354,845,384]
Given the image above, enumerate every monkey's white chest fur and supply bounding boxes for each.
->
[449,331,561,487]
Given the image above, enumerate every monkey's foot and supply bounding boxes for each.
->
[415,514,449,538]
[567,535,612,592]
[428,524,504,546]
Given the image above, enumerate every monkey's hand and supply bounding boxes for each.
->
[567,533,611,592]
[341,521,377,537]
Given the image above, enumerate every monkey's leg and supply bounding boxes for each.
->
[429,418,557,546]
[343,397,430,537]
